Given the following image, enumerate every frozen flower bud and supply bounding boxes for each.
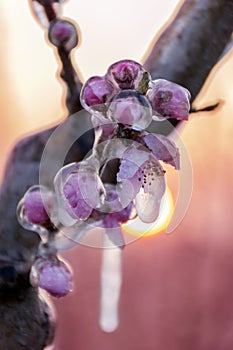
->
[62,165,106,221]
[147,79,191,120]
[48,19,78,51]
[107,90,152,130]
[17,186,55,227]
[24,191,49,225]
[32,255,73,298]
[80,76,114,113]
[105,59,151,94]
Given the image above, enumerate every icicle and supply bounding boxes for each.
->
[99,230,122,332]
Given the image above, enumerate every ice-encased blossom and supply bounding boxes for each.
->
[134,161,166,223]
[24,190,50,224]
[115,132,179,222]
[91,184,134,247]
[17,185,55,230]
[105,59,151,94]
[117,146,166,223]
[31,255,73,298]
[107,90,152,130]
[147,79,190,120]
[54,162,106,223]
[80,76,114,112]
[17,59,190,284]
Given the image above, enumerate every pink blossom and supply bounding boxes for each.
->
[143,133,180,169]
[62,166,105,221]
[147,79,190,120]
[34,256,73,298]
[105,59,150,93]
[81,76,114,111]
[108,90,152,130]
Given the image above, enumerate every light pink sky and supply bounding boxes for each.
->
[0,0,180,130]
[0,0,233,172]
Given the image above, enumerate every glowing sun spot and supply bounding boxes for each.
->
[122,187,174,237]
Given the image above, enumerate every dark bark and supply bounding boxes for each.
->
[144,0,233,100]
[144,0,233,134]
[0,0,232,348]
[0,284,54,350]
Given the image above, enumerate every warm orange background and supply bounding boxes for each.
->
[1,1,233,349]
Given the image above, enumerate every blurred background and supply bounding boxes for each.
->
[1,1,233,349]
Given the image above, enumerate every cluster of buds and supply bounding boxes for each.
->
[17,186,73,298]
[17,59,190,298]
[81,60,190,126]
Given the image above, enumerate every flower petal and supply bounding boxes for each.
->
[117,146,150,181]
[143,133,180,169]
[147,79,190,120]
[135,163,166,223]
[63,176,93,220]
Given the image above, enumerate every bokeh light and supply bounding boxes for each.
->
[123,187,174,237]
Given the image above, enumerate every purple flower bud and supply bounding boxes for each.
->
[147,79,191,120]
[80,76,114,112]
[63,174,93,220]
[105,59,151,94]
[48,19,78,51]
[33,255,73,298]
[62,165,106,220]
[22,187,53,225]
[107,90,152,130]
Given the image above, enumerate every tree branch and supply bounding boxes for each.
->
[144,0,233,100]
[144,0,233,134]
[1,0,233,348]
